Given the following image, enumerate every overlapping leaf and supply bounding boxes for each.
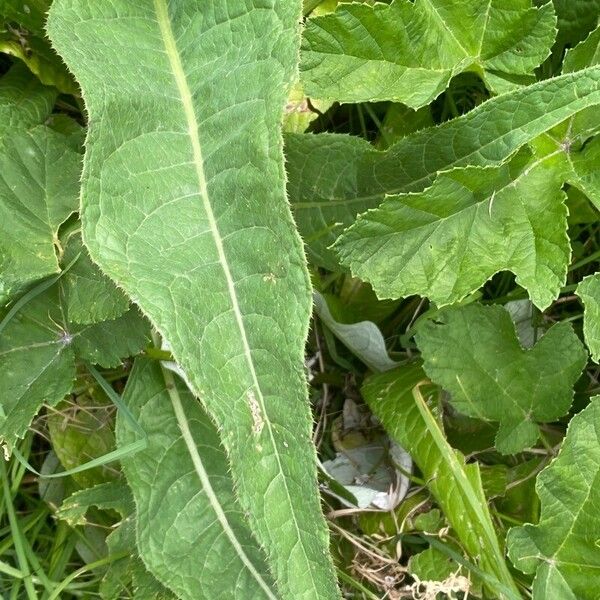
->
[61,234,130,325]
[508,397,600,600]
[117,359,276,600]
[287,65,600,269]
[0,0,77,93]
[301,0,556,105]
[578,273,600,362]
[416,303,587,453]
[0,62,56,131]
[362,364,520,598]
[0,64,80,303]
[334,149,572,308]
[47,2,339,598]
[0,284,148,454]
[57,480,175,599]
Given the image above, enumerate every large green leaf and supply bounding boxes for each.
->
[0,125,80,302]
[508,397,600,600]
[117,359,276,600]
[415,303,588,453]
[334,147,574,308]
[47,2,339,598]
[0,285,148,454]
[286,65,600,269]
[301,0,556,105]
[362,364,520,599]
[578,273,600,362]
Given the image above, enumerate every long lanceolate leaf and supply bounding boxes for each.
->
[286,66,600,268]
[47,2,339,599]
[118,360,276,600]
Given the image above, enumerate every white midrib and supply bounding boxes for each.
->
[160,362,277,600]
[421,0,471,59]
[153,0,319,594]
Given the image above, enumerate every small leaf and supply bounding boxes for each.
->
[314,292,398,371]
[508,397,600,600]
[0,0,78,93]
[61,233,130,325]
[415,303,588,453]
[563,23,600,72]
[48,394,118,489]
[117,359,276,600]
[57,480,134,527]
[569,135,600,210]
[0,63,56,131]
[577,273,600,362]
[301,0,556,106]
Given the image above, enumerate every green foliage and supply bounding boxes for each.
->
[578,273,600,361]
[288,66,600,270]
[362,364,520,598]
[508,398,600,599]
[47,0,338,598]
[415,303,587,453]
[301,0,555,105]
[118,359,276,600]
[0,0,599,598]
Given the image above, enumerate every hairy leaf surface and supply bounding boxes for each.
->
[415,303,587,453]
[118,359,276,600]
[508,397,600,599]
[301,0,555,105]
[47,2,339,597]
[578,273,600,362]
[61,234,130,325]
[287,66,600,268]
